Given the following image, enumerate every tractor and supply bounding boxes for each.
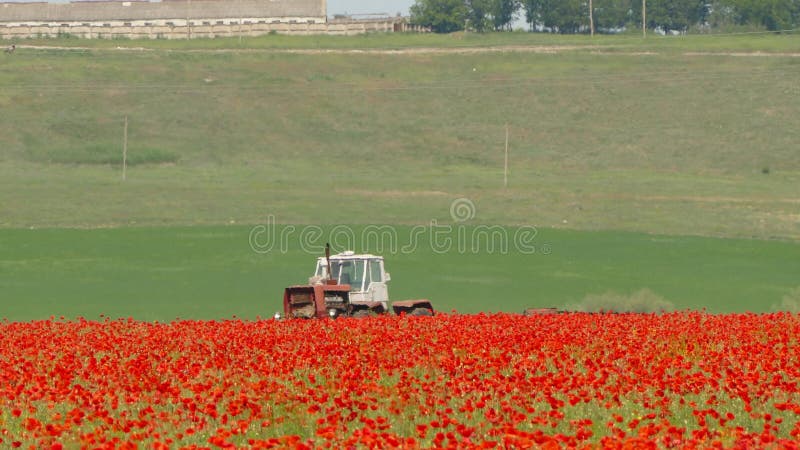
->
[279,244,434,319]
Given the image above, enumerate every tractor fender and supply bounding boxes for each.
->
[392,299,434,316]
[350,301,387,316]
[522,308,563,316]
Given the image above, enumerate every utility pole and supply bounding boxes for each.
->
[642,0,647,38]
[504,124,509,189]
[122,115,128,181]
[589,0,594,36]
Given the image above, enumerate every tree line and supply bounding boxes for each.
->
[410,0,800,33]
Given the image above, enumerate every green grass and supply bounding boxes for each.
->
[29,144,179,165]
[0,33,798,318]
[1,33,799,238]
[0,226,797,321]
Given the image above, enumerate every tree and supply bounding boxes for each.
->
[490,0,522,30]
[633,0,705,32]
[592,0,631,31]
[705,0,738,28]
[724,0,799,30]
[523,0,545,30]
[410,0,469,33]
[523,0,798,33]
[524,0,587,32]
[543,0,588,33]
[465,0,493,31]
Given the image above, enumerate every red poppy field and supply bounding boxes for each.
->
[2,312,800,449]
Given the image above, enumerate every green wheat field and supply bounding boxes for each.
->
[1,32,798,320]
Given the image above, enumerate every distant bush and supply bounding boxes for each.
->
[566,289,675,313]
[772,287,800,313]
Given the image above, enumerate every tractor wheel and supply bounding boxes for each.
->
[409,308,433,317]
[352,309,373,318]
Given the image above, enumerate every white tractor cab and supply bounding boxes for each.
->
[301,249,433,317]
[313,251,391,310]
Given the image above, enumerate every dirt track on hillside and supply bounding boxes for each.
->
[17,44,590,54]
[16,44,800,57]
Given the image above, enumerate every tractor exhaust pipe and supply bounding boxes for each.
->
[325,243,335,285]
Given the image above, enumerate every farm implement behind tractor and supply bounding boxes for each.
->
[279,244,434,319]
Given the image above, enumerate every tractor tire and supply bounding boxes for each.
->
[409,308,433,317]
[352,309,373,318]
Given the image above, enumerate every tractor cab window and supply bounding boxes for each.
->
[315,261,327,278]
[369,259,382,283]
[315,258,375,292]
[364,261,372,287]
[330,261,341,280]
[331,260,367,292]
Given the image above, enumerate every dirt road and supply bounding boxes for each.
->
[16,43,800,57]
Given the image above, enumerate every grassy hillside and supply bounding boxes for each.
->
[1,33,798,319]
[2,34,799,238]
[1,226,798,321]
